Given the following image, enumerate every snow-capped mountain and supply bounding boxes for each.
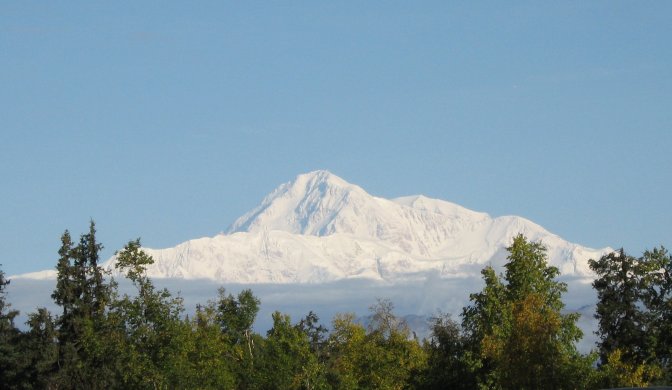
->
[95,170,609,283]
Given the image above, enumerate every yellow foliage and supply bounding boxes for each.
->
[600,349,662,388]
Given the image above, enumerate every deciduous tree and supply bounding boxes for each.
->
[462,235,591,389]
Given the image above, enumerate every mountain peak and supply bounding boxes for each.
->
[227,171,370,236]
[293,170,359,193]
[16,171,612,283]
[297,169,339,183]
[227,171,497,257]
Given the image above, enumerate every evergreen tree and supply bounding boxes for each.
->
[590,247,671,385]
[50,222,117,389]
[589,249,652,364]
[421,314,474,389]
[13,308,59,388]
[0,264,21,387]
[641,246,672,381]
[0,264,17,328]
[296,311,328,360]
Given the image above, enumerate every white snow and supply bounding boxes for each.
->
[10,269,58,280]
[15,170,612,283]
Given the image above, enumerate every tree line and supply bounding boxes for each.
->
[0,222,670,389]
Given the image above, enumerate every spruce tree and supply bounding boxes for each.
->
[641,247,672,380]
[14,308,59,388]
[590,247,672,384]
[0,264,21,387]
[589,249,652,364]
[51,221,116,389]
[421,314,474,390]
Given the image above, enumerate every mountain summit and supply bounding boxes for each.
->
[17,171,612,283]
[228,170,374,236]
[228,170,494,259]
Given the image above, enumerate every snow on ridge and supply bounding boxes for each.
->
[9,269,58,280]
[392,195,490,220]
[227,170,368,236]
[15,171,613,283]
[120,168,610,282]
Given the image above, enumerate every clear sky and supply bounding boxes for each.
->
[1,1,670,276]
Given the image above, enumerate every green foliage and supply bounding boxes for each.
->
[213,286,261,388]
[421,314,474,389]
[641,246,672,381]
[297,310,329,359]
[253,311,327,389]
[111,239,191,388]
[594,348,662,388]
[461,234,591,389]
[6,224,671,388]
[325,301,427,390]
[504,236,564,306]
[216,287,260,347]
[590,246,672,384]
[590,249,652,364]
[325,312,366,389]
[13,308,59,388]
[0,264,18,329]
[186,303,237,389]
[0,264,22,388]
[50,221,119,389]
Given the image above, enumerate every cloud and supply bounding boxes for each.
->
[5,275,599,352]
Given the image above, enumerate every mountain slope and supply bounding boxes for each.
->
[14,170,611,283]
[106,170,610,282]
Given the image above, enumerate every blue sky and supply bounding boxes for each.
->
[1,1,670,275]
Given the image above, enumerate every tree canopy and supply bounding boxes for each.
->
[0,224,670,388]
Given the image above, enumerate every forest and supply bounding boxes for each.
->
[0,222,670,389]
